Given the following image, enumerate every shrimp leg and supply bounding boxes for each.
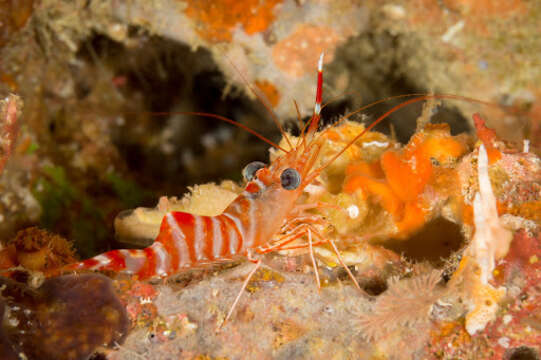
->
[328,239,365,294]
[277,224,367,295]
[221,255,262,329]
[307,229,321,289]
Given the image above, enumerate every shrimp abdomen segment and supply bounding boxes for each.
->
[156,212,244,265]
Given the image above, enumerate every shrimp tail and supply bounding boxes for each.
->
[65,212,190,279]
[66,245,164,280]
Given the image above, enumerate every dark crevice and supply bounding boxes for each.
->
[505,346,540,360]
[381,217,466,267]
[77,32,282,195]
[361,277,388,296]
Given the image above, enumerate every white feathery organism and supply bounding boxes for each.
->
[470,144,512,284]
[463,144,512,335]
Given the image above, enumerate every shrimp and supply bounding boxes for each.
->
[61,52,512,325]
[62,54,365,324]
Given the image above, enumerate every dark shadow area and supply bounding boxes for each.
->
[77,32,282,196]
[329,31,472,144]
[382,217,466,267]
[505,346,540,360]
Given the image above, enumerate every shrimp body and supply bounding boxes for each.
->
[72,149,317,280]
[68,54,330,281]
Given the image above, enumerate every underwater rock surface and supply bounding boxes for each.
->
[1,273,129,360]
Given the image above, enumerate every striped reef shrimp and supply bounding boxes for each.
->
[63,53,368,324]
[61,53,513,325]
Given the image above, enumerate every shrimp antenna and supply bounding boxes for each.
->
[141,111,287,152]
[293,99,305,148]
[307,94,512,180]
[223,56,294,151]
[293,99,303,130]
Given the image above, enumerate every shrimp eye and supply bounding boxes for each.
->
[242,161,266,181]
[280,168,301,190]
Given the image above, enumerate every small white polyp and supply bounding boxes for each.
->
[347,205,359,219]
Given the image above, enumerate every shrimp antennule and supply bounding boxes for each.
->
[304,52,325,143]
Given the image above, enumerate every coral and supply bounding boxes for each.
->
[470,143,513,281]
[254,79,281,107]
[0,97,41,241]
[0,226,77,272]
[438,143,512,335]
[1,273,129,360]
[42,112,538,359]
[305,121,471,241]
[90,113,538,356]
[184,0,283,43]
[1,2,541,357]
[428,228,541,359]
[473,113,502,164]
[109,267,372,360]
[499,229,541,283]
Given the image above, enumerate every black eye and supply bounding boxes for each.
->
[242,161,266,181]
[280,168,301,190]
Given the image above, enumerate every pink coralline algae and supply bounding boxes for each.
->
[272,25,341,78]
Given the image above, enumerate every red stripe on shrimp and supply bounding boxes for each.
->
[154,216,181,271]
[221,213,242,256]
[136,247,158,279]
[81,258,100,269]
[202,216,213,260]
[105,250,127,272]
[171,212,197,263]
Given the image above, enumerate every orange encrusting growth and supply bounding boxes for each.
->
[255,80,281,107]
[381,145,432,202]
[183,0,282,43]
[0,227,77,273]
[405,0,526,39]
[343,124,468,237]
[344,175,402,216]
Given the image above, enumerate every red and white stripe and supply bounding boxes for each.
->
[71,194,262,280]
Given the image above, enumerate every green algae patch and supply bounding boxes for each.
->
[32,165,108,258]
